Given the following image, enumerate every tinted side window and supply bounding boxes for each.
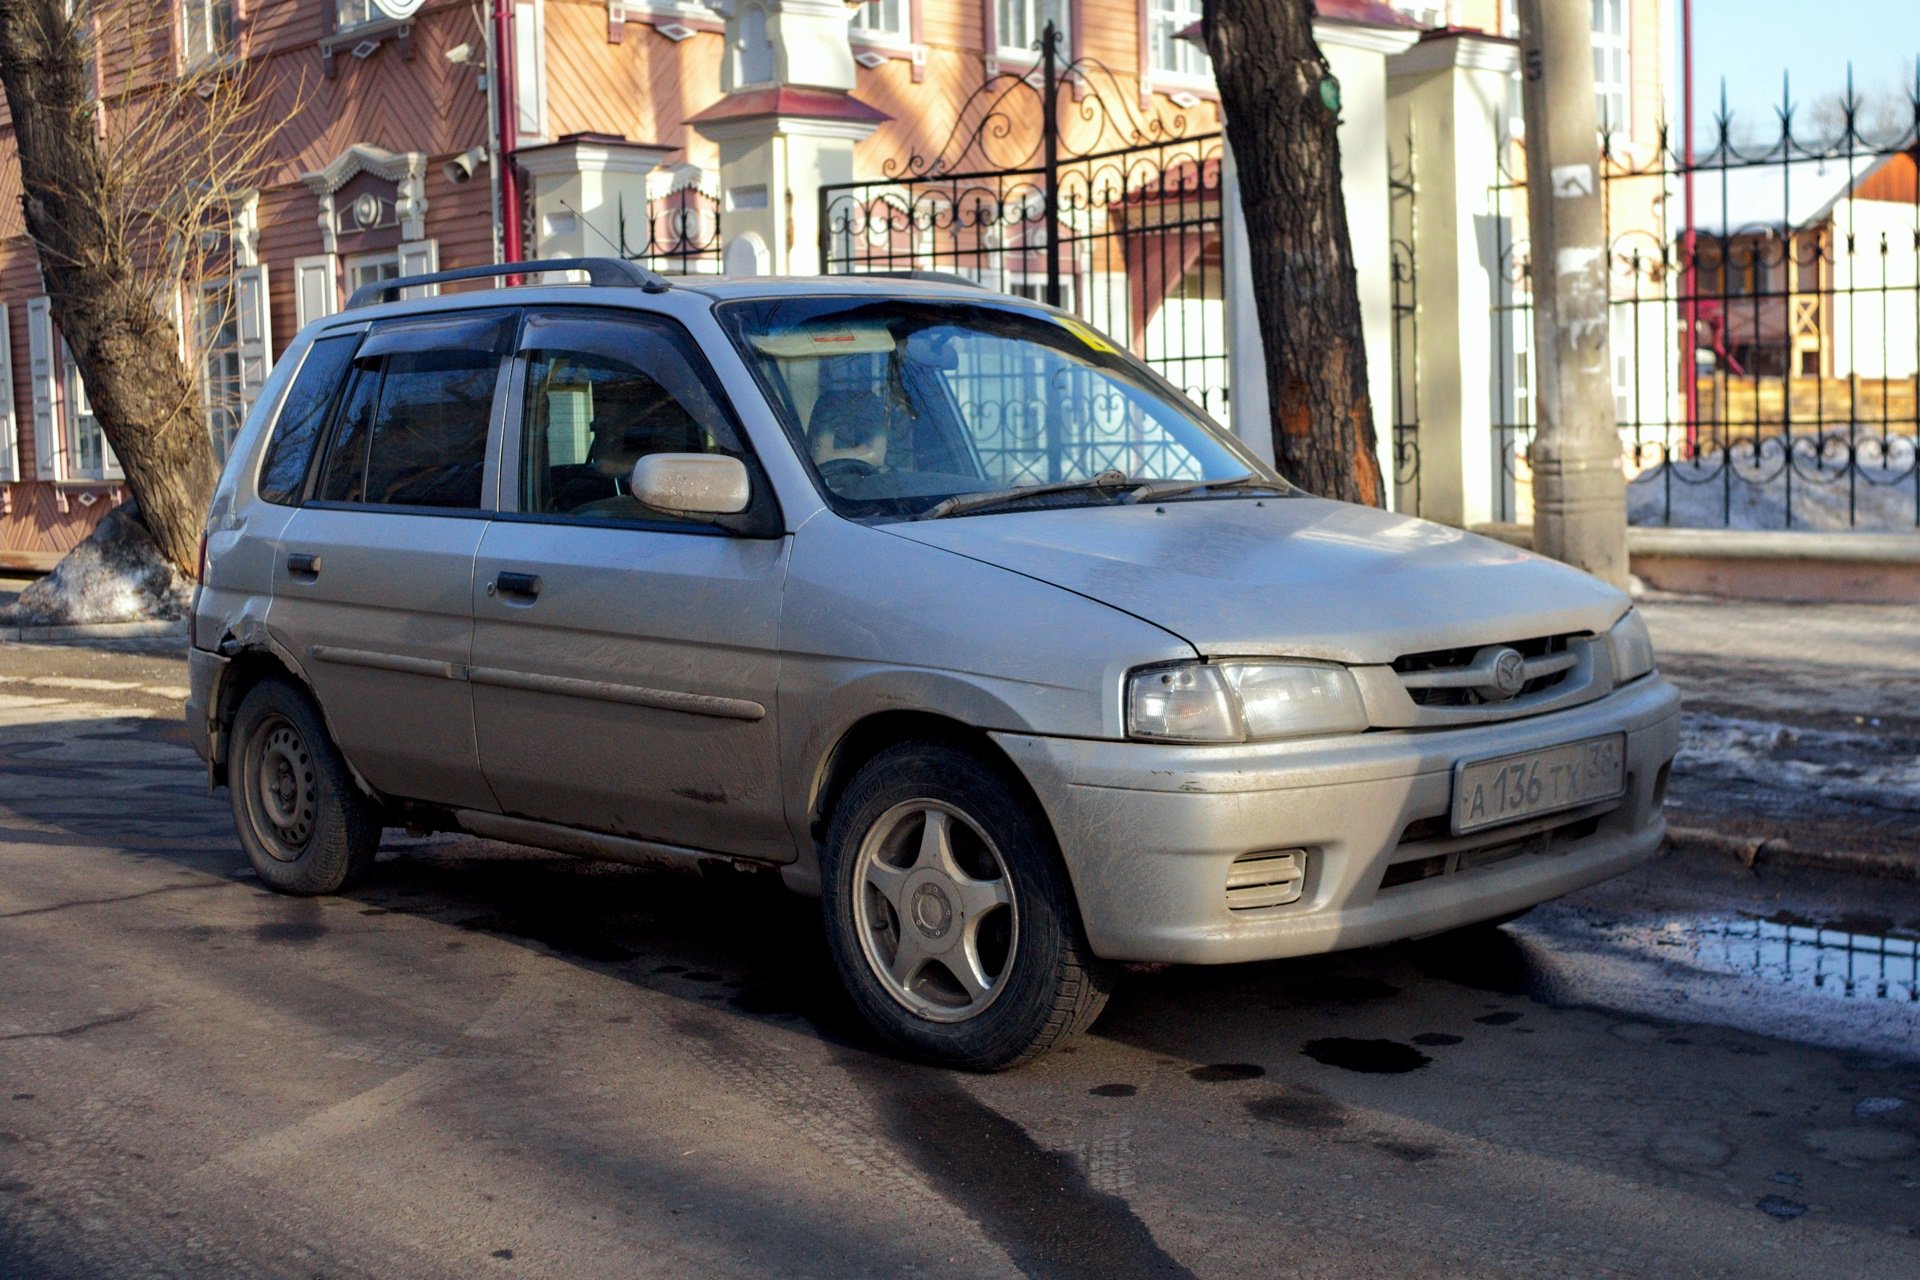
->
[317,349,500,510]
[258,334,359,505]
[520,327,744,523]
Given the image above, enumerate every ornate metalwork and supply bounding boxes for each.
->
[820,24,1230,427]
[619,192,723,275]
[1487,63,1920,530]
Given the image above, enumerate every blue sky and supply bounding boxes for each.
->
[1675,0,1920,140]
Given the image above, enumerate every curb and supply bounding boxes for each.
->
[5,619,188,643]
[1666,823,1920,883]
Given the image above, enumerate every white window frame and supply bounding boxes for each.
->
[335,0,426,31]
[179,0,235,69]
[199,280,244,464]
[1146,0,1206,80]
[1589,0,1629,135]
[344,250,401,300]
[996,0,1068,62]
[0,305,17,484]
[851,0,910,43]
[515,0,549,143]
[59,338,118,483]
[1502,1,1630,138]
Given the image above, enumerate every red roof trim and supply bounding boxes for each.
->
[687,87,892,127]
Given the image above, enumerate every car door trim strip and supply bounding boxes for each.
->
[465,666,767,722]
[309,645,469,682]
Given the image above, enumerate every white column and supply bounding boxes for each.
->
[1386,31,1519,529]
[1221,18,1418,492]
[693,0,885,278]
[1317,19,1419,505]
[1221,143,1272,466]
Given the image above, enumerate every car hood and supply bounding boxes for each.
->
[878,495,1630,665]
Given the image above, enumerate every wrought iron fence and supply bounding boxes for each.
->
[819,24,1229,431]
[1389,134,1422,516]
[619,191,723,275]
[1490,69,1920,530]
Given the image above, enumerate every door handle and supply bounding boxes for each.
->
[494,571,542,600]
[286,552,322,578]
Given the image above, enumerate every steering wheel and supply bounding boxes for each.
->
[819,457,881,483]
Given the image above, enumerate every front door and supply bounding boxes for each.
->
[468,309,791,860]
[267,311,516,811]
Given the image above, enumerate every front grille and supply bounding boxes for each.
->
[1225,849,1306,911]
[1377,813,1606,893]
[1392,633,1581,708]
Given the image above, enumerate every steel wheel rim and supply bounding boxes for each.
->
[851,799,1018,1024]
[247,714,316,862]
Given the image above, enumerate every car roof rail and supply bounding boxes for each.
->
[844,270,986,289]
[343,257,671,310]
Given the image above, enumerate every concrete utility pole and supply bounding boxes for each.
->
[1516,0,1628,588]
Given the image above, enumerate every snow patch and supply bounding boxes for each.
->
[1628,432,1917,531]
[1677,711,1920,813]
[5,504,190,627]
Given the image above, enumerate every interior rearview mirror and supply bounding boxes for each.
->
[630,453,751,516]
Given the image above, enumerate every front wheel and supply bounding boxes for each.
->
[229,677,382,896]
[820,743,1113,1070]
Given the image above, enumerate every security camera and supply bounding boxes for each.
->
[443,147,489,185]
[445,41,474,64]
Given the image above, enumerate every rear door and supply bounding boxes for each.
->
[468,307,791,860]
[269,310,517,811]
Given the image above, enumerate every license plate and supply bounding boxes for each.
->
[1451,734,1626,835]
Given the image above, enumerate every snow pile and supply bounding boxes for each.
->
[1628,432,1917,531]
[6,503,191,627]
[1676,712,1920,813]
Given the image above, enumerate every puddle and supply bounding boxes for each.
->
[1300,1038,1432,1074]
[1656,916,1919,1002]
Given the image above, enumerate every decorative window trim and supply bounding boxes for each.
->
[319,9,414,79]
[178,0,244,73]
[849,0,926,83]
[300,143,430,253]
[607,0,724,42]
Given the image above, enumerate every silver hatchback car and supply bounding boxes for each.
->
[190,258,1680,1070]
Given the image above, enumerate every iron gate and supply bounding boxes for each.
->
[1489,69,1920,530]
[819,24,1229,424]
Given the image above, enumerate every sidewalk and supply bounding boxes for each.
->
[1640,596,1920,880]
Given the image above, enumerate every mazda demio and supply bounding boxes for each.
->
[190,259,1680,1070]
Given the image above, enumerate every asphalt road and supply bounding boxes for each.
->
[1,633,1917,1278]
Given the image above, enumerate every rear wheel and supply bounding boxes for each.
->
[229,678,381,895]
[821,742,1112,1070]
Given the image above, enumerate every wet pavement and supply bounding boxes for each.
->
[0,630,1917,1277]
[1639,597,1920,868]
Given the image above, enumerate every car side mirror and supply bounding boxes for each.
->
[630,453,751,516]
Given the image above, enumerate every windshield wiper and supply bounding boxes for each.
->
[919,469,1135,519]
[1120,475,1289,504]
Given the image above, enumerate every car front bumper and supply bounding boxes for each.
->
[993,674,1681,965]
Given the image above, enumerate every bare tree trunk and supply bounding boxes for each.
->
[1204,0,1383,505]
[0,0,214,574]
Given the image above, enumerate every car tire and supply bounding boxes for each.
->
[820,741,1113,1071]
[229,677,382,896]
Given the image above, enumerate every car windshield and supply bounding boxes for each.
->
[717,296,1284,520]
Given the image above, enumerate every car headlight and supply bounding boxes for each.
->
[1606,609,1656,685]
[1127,661,1369,743]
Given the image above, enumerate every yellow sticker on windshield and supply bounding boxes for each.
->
[1057,316,1121,356]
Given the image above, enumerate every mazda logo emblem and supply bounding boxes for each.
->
[1488,648,1528,699]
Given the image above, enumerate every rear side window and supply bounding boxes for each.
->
[316,347,502,511]
[257,334,360,505]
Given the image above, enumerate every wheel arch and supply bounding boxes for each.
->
[208,632,375,801]
[794,709,1062,897]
